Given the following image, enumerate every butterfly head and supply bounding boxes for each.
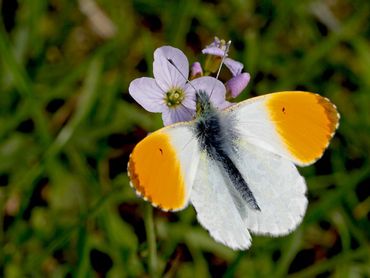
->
[195,91,214,117]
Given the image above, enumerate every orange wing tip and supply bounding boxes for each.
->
[297,96,340,166]
[128,176,173,212]
[127,132,188,212]
[128,159,172,212]
[129,180,170,211]
[266,92,340,166]
[298,96,340,166]
[318,94,340,127]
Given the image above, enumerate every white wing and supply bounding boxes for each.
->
[190,140,307,249]
[231,140,308,236]
[190,152,252,250]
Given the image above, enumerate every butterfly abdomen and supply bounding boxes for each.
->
[194,92,260,211]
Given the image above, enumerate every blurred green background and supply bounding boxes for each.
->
[0,0,369,277]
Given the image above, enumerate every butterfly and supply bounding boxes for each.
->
[128,84,339,250]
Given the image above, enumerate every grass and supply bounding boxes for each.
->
[0,0,369,277]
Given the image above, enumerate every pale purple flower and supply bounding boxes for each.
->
[203,37,251,97]
[190,62,203,79]
[202,37,227,56]
[225,72,251,98]
[224,58,243,77]
[202,37,243,77]
[129,46,230,126]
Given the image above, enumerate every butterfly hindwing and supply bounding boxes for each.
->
[190,140,307,250]
[190,152,252,250]
[230,139,308,236]
[128,123,199,211]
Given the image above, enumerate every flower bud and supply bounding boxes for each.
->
[190,62,203,79]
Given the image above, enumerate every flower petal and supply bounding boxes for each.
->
[153,46,189,91]
[190,62,203,79]
[187,76,231,110]
[224,58,243,76]
[161,109,173,126]
[181,89,196,110]
[202,46,225,56]
[129,77,166,112]
[202,37,231,57]
[225,72,251,98]
[209,36,221,47]
[161,106,194,126]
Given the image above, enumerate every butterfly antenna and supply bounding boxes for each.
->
[167,58,197,91]
[216,40,231,80]
[167,58,196,117]
[210,40,231,98]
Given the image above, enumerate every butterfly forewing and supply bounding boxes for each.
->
[225,91,339,166]
[128,123,199,211]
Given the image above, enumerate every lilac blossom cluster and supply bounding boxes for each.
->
[129,37,250,126]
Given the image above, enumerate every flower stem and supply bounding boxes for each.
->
[144,204,158,277]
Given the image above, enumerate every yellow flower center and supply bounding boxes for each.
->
[165,88,185,107]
